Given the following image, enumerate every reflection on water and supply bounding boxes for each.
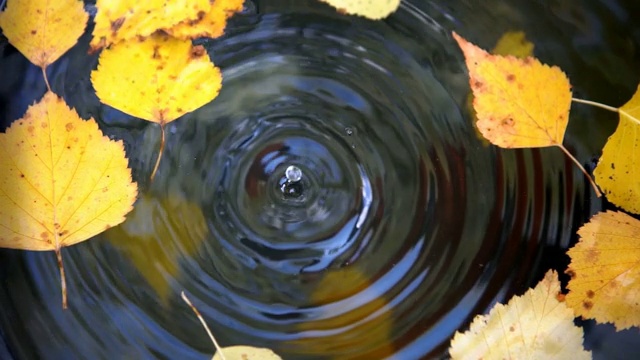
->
[1,0,639,359]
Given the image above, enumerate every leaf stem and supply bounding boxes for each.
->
[181,291,226,360]
[150,123,165,182]
[41,66,51,92]
[557,144,601,197]
[571,98,619,113]
[56,248,67,309]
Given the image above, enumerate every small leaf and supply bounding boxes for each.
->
[593,85,640,214]
[0,91,138,307]
[164,0,245,40]
[449,270,591,360]
[181,292,283,360]
[91,33,222,125]
[211,346,283,360]
[0,0,88,67]
[105,193,208,302]
[565,211,640,331]
[89,0,210,51]
[318,0,400,20]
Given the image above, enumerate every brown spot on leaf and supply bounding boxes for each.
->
[40,232,49,239]
[583,300,593,310]
[111,17,126,33]
[65,123,74,131]
[586,248,600,263]
[566,269,576,279]
[473,80,483,89]
[152,46,161,59]
[190,45,206,59]
[506,74,515,82]
[509,326,515,332]
[41,121,48,128]
[27,126,35,134]
[586,290,595,299]
[556,293,566,302]
[31,29,37,35]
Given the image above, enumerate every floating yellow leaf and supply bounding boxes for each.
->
[318,0,400,20]
[0,0,88,67]
[453,32,572,149]
[467,31,535,146]
[91,33,222,125]
[105,193,207,302]
[565,211,640,331]
[165,0,245,40]
[0,91,138,308]
[593,85,640,214]
[449,270,590,360]
[89,0,210,51]
[181,292,283,360]
[212,346,283,360]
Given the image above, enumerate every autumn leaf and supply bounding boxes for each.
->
[164,0,245,40]
[467,31,535,145]
[0,91,138,308]
[181,292,283,360]
[565,211,640,331]
[89,0,210,51]
[105,193,207,303]
[0,0,88,84]
[91,33,221,124]
[449,270,591,360]
[318,0,400,20]
[593,85,640,214]
[453,32,571,148]
[453,32,601,196]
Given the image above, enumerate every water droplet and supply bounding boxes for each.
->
[281,181,304,199]
[345,127,354,136]
[285,165,302,182]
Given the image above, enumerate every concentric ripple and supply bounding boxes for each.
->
[3,0,636,359]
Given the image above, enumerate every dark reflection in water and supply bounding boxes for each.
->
[1,0,639,359]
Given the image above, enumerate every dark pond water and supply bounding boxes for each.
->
[1,0,640,359]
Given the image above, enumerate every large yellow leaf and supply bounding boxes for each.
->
[165,0,245,40]
[593,85,640,214]
[452,32,572,149]
[565,211,640,330]
[89,0,210,51]
[449,270,590,360]
[0,91,138,307]
[105,193,207,302]
[318,0,400,20]
[91,33,222,125]
[0,0,88,67]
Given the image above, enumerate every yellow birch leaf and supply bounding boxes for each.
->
[104,193,207,303]
[565,211,640,331]
[467,31,535,146]
[593,85,640,214]
[0,0,88,67]
[164,0,245,40]
[0,91,138,307]
[449,270,591,360]
[318,0,400,20]
[89,0,210,51]
[91,33,222,124]
[452,32,572,149]
[212,346,283,360]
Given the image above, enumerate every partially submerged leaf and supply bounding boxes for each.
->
[453,32,572,148]
[565,211,640,331]
[449,270,590,360]
[593,85,640,214]
[105,193,207,302]
[0,0,88,67]
[0,91,138,307]
[318,0,400,20]
[91,33,222,124]
[89,0,210,51]
[164,0,245,40]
